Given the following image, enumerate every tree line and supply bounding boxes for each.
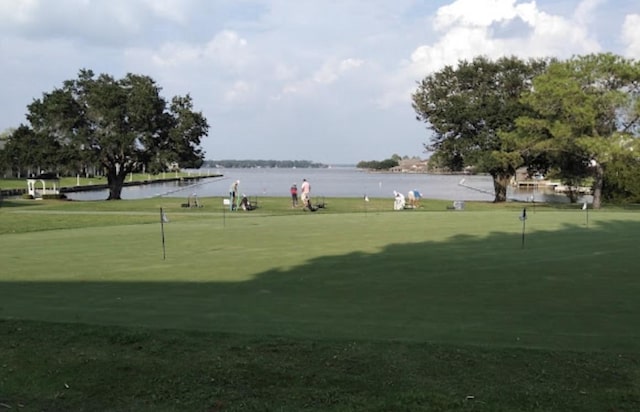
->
[202,160,327,168]
[412,53,640,208]
[356,158,399,170]
[356,154,425,170]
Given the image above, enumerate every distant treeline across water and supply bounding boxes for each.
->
[202,160,331,169]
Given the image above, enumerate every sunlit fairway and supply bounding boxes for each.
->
[1,197,639,410]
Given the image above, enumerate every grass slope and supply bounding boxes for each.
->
[1,197,639,410]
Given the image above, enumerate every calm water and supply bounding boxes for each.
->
[65,167,589,203]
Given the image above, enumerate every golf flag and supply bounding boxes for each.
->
[519,207,527,249]
[519,208,527,221]
[160,207,168,260]
[582,202,587,210]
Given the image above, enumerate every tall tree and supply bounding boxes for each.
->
[2,125,63,177]
[412,56,548,202]
[25,69,209,199]
[0,129,11,177]
[514,53,640,208]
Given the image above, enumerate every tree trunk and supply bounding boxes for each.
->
[106,167,126,200]
[491,172,510,203]
[592,163,604,209]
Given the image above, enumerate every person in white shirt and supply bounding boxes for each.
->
[300,178,315,211]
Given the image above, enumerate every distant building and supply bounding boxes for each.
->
[393,158,430,173]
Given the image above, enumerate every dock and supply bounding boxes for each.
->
[514,180,592,194]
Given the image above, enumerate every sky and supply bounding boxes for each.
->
[1,0,639,164]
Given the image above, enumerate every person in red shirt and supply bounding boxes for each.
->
[290,184,298,207]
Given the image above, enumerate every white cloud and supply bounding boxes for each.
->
[279,57,365,98]
[0,0,39,25]
[224,81,253,102]
[622,14,640,58]
[129,30,251,74]
[313,58,364,85]
[139,0,194,24]
[0,0,198,46]
[573,0,606,26]
[378,0,603,108]
[434,0,522,30]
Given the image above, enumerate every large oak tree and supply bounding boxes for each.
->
[412,56,548,202]
[514,53,640,208]
[25,69,209,200]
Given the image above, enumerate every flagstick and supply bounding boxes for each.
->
[222,198,230,228]
[585,204,589,228]
[364,194,368,217]
[160,207,166,260]
[520,207,527,249]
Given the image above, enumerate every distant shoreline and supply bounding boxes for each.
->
[0,175,222,198]
[59,174,221,193]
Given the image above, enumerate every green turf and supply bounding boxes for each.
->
[1,197,639,410]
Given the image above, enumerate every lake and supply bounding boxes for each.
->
[64,167,590,204]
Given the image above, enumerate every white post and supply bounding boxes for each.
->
[77,174,80,186]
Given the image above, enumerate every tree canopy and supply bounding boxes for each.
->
[513,53,640,208]
[14,69,209,199]
[412,56,548,202]
[412,53,640,207]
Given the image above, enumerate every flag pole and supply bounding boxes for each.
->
[160,207,166,260]
[223,198,227,228]
[520,207,527,249]
[364,194,368,216]
[584,202,589,228]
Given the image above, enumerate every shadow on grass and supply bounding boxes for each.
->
[1,217,639,352]
[0,199,44,209]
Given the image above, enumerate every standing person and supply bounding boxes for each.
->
[300,178,312,210]
[412,190,423,208]
[229,180,239,211]
[290,184,298,208]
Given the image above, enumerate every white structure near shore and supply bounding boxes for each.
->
[27,173,60,199]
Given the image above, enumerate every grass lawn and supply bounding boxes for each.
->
[1,197,639,411]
